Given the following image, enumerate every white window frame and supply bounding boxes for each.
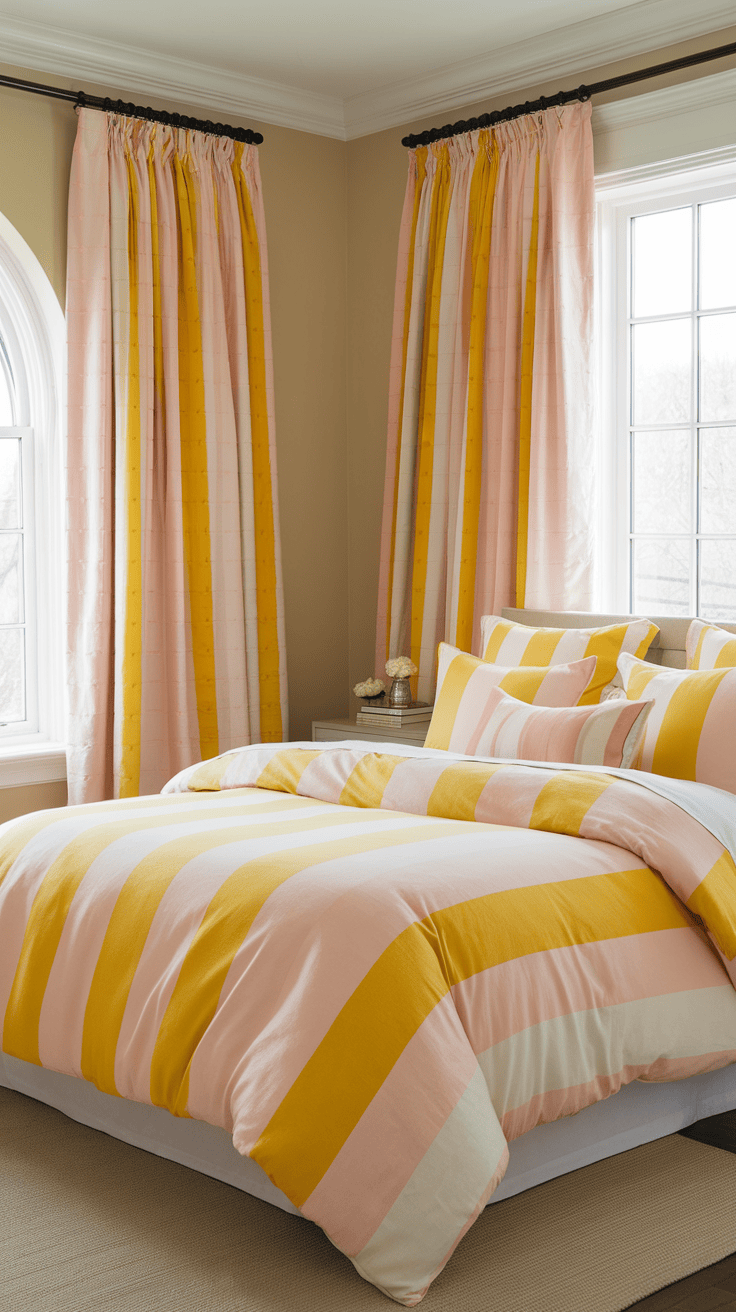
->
[0,213,65,788]
[595,146,736,614]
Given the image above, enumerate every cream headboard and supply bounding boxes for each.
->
[501,609,736,670]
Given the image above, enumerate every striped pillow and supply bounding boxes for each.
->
[479,615,659,704]
[686,619,736,670]
[618,651,736,793]
[426,646,652,764]
[426,646,598,750]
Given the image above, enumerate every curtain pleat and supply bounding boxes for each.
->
[375,103,595,702]
[66,109,287,803]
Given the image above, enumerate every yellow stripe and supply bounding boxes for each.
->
[187,754,239,791]
[174,153,219,762]
[119,149,143,798]
[499,667,547,702]
[515,152,540,609]
[385,148,427,661]
[149,820,468,1116]
[687,851,736,959]
[424,649,476,749]
[256,749,323,794]
[481,619,514,663]
[651,669,728,782]
[427,761,503,821]
[455,134,498,651]
[2,801,266,1066]
[79,806,366,1096]
[233,145,283,740]
[530,772,612,836]
[339,753,402,809]
[410,146,453,685]
[520,629,564,666]
[714,640,736,669]
[253,866,688,1205]
[622,661,659,700]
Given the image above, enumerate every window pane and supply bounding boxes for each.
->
[0,533,21,623]
[0,438,19,529]
[700,314,736,422]
[699,197,736,311]
[0,627,24,722]
[632,319,691,425]
[632,430,691,533]
[632,537,691,615]
[700,428,736,533]
[632,208,692,318]
[0,359,15,427]
[700,539,736,621]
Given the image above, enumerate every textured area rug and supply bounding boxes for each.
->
[2,1085,736,1311]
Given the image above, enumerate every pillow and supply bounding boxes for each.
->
[618,651,736,793]
[427,646,598,752]
[479,615,659,704]
[686,619,736,670]
[426,648,652,765]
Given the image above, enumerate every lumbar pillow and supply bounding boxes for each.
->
[426,647,652,764]
[479,615,659,704]
[618,651,736,792]
[686,619,736,670]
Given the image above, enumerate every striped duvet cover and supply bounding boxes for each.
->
[2,743,736,1304]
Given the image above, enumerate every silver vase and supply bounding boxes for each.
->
[388,676,412,708]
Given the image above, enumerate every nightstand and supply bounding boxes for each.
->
[311,717,428,748]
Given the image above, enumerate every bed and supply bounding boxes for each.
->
[1,608,735,1306]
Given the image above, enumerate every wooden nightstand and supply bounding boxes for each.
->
[311,717,428,748]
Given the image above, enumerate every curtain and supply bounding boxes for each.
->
[375,102,595,702]
[66,109,287,803]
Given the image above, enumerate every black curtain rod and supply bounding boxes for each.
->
[401,36,736,147]
[0,71,263,143]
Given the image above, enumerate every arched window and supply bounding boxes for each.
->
[0,214,64,784]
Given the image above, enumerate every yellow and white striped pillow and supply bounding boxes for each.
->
[686,619,736,670]
[618,651,736,793]
[425,645,599,751]
[426,646,651,763]
[479,616,659,704]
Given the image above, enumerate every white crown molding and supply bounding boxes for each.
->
[0,1,734,141]
[596,142,736,192]
[593,62,736,134]
[0,13,345,139]
[342,0,736,139]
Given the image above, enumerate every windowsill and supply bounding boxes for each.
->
[0,741,67,788]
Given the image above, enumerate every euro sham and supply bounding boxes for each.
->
[425,648,650,764]
[479,615,659,704]
[686,618,736,670]
[618,651,736,793]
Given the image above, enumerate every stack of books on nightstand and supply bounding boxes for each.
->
[356,702,434,729]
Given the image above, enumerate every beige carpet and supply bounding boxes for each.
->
[2,1085,736,1311]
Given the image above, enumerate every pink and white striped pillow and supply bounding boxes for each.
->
[426,650,652,765]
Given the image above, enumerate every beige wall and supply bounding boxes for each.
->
[1,25,735,818]
[344,26,736,698]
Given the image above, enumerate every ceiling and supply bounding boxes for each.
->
[0,0,733,139]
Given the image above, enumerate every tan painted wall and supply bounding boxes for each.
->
[0,63,348,819]
[344,27,736,699]
[1,25,735,819]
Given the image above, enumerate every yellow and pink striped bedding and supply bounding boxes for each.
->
[2,744,735,1305]
[618,651,736,794]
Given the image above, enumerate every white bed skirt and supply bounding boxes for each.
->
[2,1052,735,1213]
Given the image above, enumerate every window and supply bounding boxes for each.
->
[597,156,736,619]
[0,213,64,772]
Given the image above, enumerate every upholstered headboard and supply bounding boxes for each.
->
[501,609,736,670]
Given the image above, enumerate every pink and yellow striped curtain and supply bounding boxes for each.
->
[375,103,595,702]
[66,109,287,803]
